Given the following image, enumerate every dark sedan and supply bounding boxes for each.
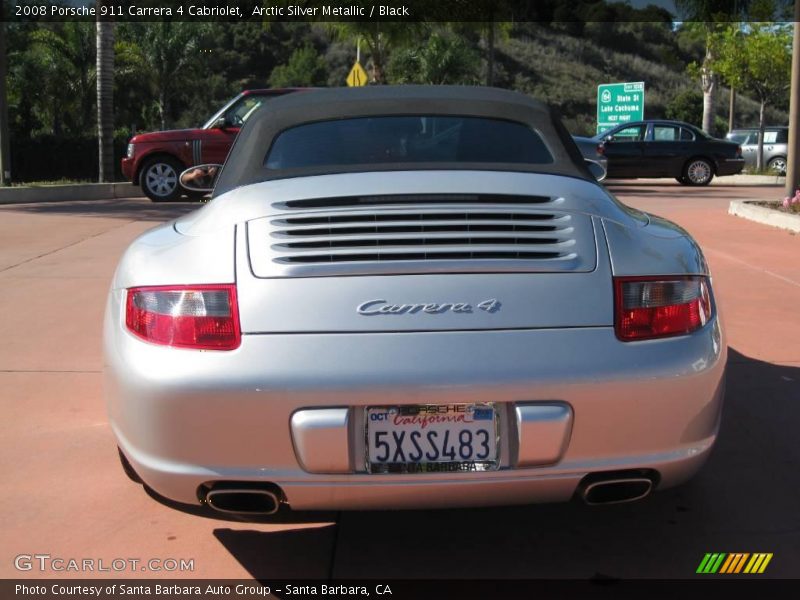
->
[596,120,744,185]
[572,135,608,178]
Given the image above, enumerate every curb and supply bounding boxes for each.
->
[0,183,143,205]
[606,174,785,187]
[728,200,800,234]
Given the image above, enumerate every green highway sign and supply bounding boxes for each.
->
[597,82,645,135]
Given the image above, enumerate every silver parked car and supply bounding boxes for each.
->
[105,86,725,516]
[726,126,788,174]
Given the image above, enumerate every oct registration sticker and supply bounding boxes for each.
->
[366,404,499,474]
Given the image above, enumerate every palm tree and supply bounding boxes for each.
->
[388,29,480,85]
[675,0,753,134]
[451,20,511,87]
[96,6,114,182]
[326,21,420,84]
[31,23,95,134]
[122,23,208,129]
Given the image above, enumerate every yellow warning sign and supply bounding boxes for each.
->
[346,62,368,87]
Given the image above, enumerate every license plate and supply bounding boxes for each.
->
[365,404,499,474]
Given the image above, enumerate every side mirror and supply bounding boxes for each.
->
[179,164,222,193]
[212,116,229,129]
[585,159,607,182]
[603,134,615,143]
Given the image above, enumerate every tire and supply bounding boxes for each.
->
[118,448,143,484]
[675,176,690,185]
[139,156,183,202]
[767,156,787,175]
[682,158,714,186]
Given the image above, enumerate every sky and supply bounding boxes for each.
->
[629,0,679,14]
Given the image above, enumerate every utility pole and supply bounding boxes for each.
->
[0,22,11,186]
[785,0,800,196]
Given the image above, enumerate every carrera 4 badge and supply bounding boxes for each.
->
[357,299,501,315]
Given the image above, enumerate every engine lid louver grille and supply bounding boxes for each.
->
[278,193,552,210]
[247,199,597,277]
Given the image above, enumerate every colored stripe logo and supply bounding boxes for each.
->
[697,553,773,574]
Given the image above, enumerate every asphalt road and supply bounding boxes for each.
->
[0,182,798,581]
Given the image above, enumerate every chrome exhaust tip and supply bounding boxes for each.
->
[205,488,281,515]
[581,477,653,505]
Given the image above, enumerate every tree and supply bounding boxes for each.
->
[713,23,792,169]
[268,44,327,87]
[442,1,514,86]
[676,0,753,134]
[96,9,114,182]
[20,23,95,136]
[708,25,748,134]
[388,30,480,85]
[666,88,704,126]
[121,23,208,129]
[325,20,421,84]
[461,21,511,87]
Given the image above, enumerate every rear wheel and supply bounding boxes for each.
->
[140,156,183,202]
[683,158,714,186]
[768,156,787,175]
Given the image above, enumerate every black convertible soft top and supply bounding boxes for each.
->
[214,85,592,196]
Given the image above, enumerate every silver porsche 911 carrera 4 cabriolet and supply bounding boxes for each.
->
[105,86,725,516]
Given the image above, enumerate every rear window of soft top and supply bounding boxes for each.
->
[264,116,554,170]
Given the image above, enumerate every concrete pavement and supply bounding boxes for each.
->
[0,184,797,580]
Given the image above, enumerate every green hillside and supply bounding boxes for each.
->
[495,23,788,137]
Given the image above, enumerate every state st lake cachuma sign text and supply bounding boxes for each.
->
[597,82,645,135]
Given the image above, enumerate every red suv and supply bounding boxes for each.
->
[122,88,305,202]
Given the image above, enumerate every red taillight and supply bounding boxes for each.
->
[736,145,743,158]
[125,284,240,350]
[614,276,712,341]
[596,143,605,156]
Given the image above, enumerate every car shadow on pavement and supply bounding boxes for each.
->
[604,186,671,195]
[204,348,798,579]
[0,198,200,221]
[213,526,338,581]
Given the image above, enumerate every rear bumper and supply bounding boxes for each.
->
[717,158,745,176]
[121,442,715,510]
[105,289,726,509]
